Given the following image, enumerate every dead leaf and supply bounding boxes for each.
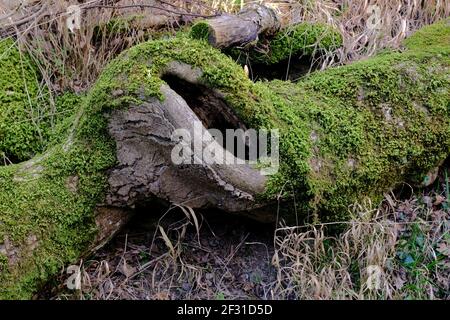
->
[436,241,450,257]
[394,276,405,289]
[434,194,446,206]
[152,292,170,300]
[120,259,136,278]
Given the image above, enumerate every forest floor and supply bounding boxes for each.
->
[43,166,449,300]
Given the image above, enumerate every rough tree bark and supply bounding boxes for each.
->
[189,3,283,48]
[0,17,449,298]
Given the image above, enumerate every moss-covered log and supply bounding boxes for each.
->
[0,20,449,298]
[190,4,342,65]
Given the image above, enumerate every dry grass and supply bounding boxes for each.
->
[1,0,183,93]
[46,206,276,300]
[45,168,449,300]
[272,195,449,299]
[2,0,448,93]
[192,0,450,69]
[281,0,449,68]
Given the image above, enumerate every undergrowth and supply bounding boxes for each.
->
[48,168,449,300]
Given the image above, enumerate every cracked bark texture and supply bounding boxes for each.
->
[105,84,267,213]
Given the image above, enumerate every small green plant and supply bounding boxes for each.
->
[216,292,225,300]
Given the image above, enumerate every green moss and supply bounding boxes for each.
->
[190,21,342,65]
[0,21,448,298]
[0,254,7,272]
[261,20,450,222]
[0,39,79,163]
[0,39,48,162]
[403,19,450,51]
[48,93,83,145]
[232,22,343,65]
[189,21,212,42]
[0,35,260,299]
[0,98,113,298]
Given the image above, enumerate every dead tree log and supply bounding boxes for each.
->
[190,3,282,48]
[190,4,343,68]
[0,20,449,298]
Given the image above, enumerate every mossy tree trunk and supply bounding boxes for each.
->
[0,20,449,298]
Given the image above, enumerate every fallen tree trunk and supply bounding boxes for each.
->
[189,3,282,48]
[0,20,449,298]
[190,5,343,70]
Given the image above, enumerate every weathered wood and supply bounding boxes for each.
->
[190,4,282,48]
[105,68,267,212]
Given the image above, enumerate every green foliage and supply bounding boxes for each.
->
[395,220,448,299]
